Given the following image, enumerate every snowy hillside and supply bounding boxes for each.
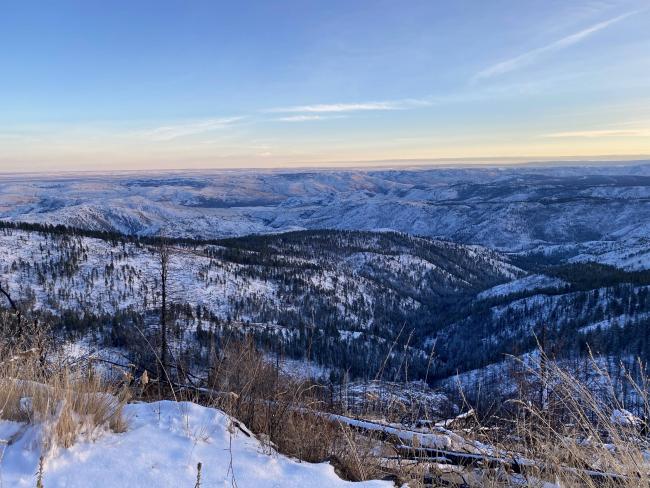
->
[2,163,650,386]
[2,164,650,253]
[0,227,517,321]
[2,221,650,384]
[477,274,566,300]
[0,224,525,381]
[0,400,390,488]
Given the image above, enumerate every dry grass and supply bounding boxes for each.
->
[185,337,391,482]
[436,352,650,487]
[6,305,650,487]
[0,311,130,454]
[508,356,649,486]
[174,337,650,486]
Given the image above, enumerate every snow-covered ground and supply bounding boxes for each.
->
[439,350,649,412]
[264,353,332,381]
[0,401,390,488]
[0,227,519,334]
[477,274,566,300]
[342,380,456,420]
[568,237,650,270]
[578,311,650,333]
[2,164,650,251]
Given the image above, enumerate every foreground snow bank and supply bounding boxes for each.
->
[0,400,391,488]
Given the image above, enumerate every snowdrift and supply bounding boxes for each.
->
[0,400,391,487]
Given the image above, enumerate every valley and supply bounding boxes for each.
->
[3,165,650,487]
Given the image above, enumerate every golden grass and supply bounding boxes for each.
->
[437,352,650,487]
[0,326,130,453]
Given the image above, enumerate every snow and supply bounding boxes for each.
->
[2,164,650,251]
[611,409,642,427]
[568,237,650,270]
[579,312,650,333]
[0,226,514,337]
[440,350,650,413]
[264,353,332,381]
[477,274,566,300]
[327,413,456,450]
[0,401,391,488]
[339,330,364,340]
[343,380,452,414]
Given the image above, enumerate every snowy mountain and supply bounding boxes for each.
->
[2,163,650,253]
[2,163,650,384]
[2,220,649,385]
[0,224,523,380]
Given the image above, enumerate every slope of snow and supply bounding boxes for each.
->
[477,274,566,300]
[2,164,650,250]
[568,238,650,270]
[0,228,513,330]
[578,312,650,333]
[0,401,390,488]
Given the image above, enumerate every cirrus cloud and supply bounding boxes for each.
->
[474,10,637,81]
[138,117,244,141]
[544,128,650,138]
[266,98,431,114]
[274,114,347,122]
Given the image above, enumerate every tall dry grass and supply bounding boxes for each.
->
[432,351,650,487]
[184,337,391,482]
[0,310,130,454]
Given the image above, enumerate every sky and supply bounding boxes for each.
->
[0,0,649,172]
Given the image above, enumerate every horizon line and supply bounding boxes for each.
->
[0,154,649,178]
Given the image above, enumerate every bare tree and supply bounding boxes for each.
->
[0,281,21,321]
[0,280,23,338]
[0,280,49,366]
[158,238,170,371]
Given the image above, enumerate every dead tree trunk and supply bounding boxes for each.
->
[158,239,170,373]
[0,282,24,338]
[0,282,22,322]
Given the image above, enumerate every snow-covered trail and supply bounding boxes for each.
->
[0,401,391,488]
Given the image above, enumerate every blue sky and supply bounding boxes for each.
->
[1,0,649,171]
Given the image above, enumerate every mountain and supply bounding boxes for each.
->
[2,219,650,385]
[0,223,521,380]
[2,164,650,385]
[2,163,650,253]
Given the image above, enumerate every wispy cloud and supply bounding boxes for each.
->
[274,114,347,122]
[267,98,430,114]
[474,10,636,81]
[139,117,244,141]
[544,128,650,138]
